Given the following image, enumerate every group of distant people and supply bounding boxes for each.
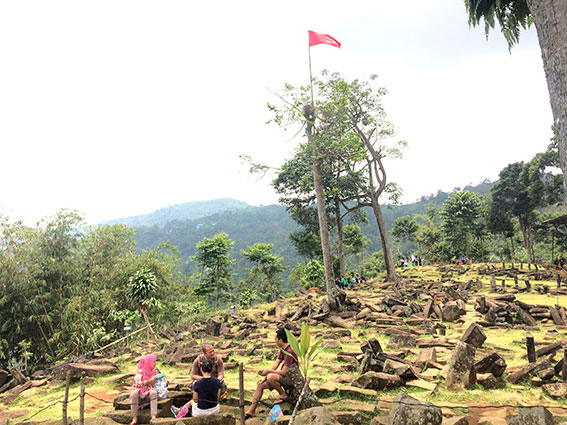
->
[455,254,468,265]
[129,329,298,422]
[335,272,365,289]
[397,255,422,267]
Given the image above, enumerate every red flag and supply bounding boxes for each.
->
[308,30,341,48]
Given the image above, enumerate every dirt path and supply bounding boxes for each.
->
[83,388,120,414]
[0,408,29,425]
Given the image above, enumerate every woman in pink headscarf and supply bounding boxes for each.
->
[130,354,159,425]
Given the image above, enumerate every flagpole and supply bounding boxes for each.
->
[308,43,314,106]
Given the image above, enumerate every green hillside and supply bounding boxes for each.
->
[102,198,250,227]
[106,181,494,280]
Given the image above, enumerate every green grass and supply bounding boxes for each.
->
[6,263,567,425]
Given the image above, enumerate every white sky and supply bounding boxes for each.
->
[0,1,553,225]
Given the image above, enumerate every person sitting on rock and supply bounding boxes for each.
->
[191,343,226,395]
[244,328,298,419]
[172,360,222,418]
[130,354,160,425]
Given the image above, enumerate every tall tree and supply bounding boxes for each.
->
[289,229,321,264]
[342,224,371,271]
[491,144,562,262]
[268,83,355,310]
[273,141,367,277]
[127,269,158,340]
[440,191,484,260]
[192,232,235,308]
[464,0,567,195]
[487,198,516,260]
[241,243,286,302]
[391,216,420,254]
[320,73,405,282]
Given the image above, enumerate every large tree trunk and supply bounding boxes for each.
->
[335,201,346,277]
[370,195,398,282]
[305,105,339,311]
[526,0,567,195]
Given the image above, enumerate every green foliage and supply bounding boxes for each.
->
[343,224,371,255]
[342,224,371,271]
[440,191,484,259]
[127,269,158,307]
[302,259,325,289]
[281,323,324,379]
[464,0,532,48]
[193,232,235,308]
[241,243,286,302]
[490,143,563,262]
[238,285,260,307]
[288,263,305,288]
[360,251,385,278]
[289,230,321,263]
[0,210,182,369]
[391,216,419,243]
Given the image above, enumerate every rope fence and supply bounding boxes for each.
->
[11,368,567,425]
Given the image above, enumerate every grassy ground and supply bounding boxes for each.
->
[4,262,567,424]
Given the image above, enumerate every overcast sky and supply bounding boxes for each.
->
[0,1,553,225]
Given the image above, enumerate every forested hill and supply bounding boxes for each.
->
[107,181,494,278]
[102,198,250,227]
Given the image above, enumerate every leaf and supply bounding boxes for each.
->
[308,337,323,358]
[285,329,301,357]
[300,322,310,355]
[309,344,326,363]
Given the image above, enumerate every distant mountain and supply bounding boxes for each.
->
[102,181,495,280]
[134,205,300,279]
[102,198,250,227]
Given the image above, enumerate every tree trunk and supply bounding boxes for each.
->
[140,307,155,340]
[335,201,346,278]
[370,195,397,282]
[526,0,567,195]
[504,236,510,261]
[519,216,535,263]
[305,105,339,311]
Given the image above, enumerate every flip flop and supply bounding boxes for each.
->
[244,413,255,420]
[274,397,289,404]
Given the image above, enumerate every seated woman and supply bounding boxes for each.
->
[130,354,160,425]
[172,360,222,418]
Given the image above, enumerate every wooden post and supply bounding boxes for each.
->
[563,348,567,381]
[502,262,505,269]
[239,363,245,425]
[62,372,70,425]
[501,279,506,288]
[525,280,531,291]
[526,334,536,363]
[80,379,85,425]
[557,274,562,288]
